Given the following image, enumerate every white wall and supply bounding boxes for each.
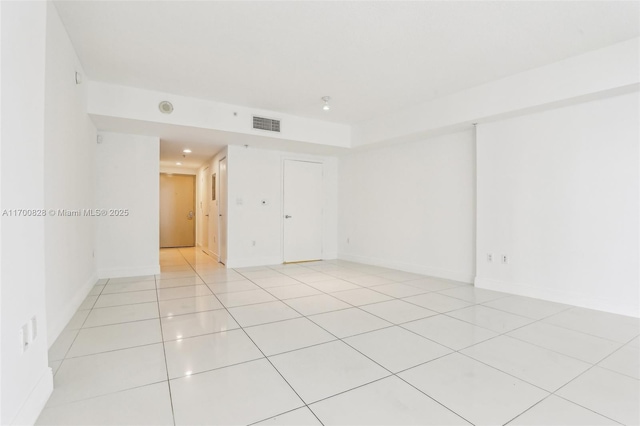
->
[0,1,53,424]
[95,132,160,278]
[88,81,351,149]
[225,145,338,268]
[196,165,208,248]
[354,37,639,148]
[196,148,227,257]
[338,130,476,282]
[160,166,196,175]
[476,92,639,317]
[43,3,98,346]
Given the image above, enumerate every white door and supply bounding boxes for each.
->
[159,173,195,247]
[218,157,228,264]
[283,160,323,262]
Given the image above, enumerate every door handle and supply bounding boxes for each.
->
[187,211,194,220]
[285,215,292,219]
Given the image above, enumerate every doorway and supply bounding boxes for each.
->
[218,157,228,264]
[201,167,210,249]
[159,173,195,248]
[283,160,323,262]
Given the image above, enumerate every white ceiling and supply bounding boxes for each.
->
[55,1,638,125]
[91,115,350,170]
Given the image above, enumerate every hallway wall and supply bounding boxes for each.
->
[95,132,160,278]
[44,2,98,346]
[1,2,52,424]
[476,92,639,317]
[225,145,338,267]
[338,130,476,282]
[197,148,227,259]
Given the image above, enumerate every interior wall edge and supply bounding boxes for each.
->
[46,270,98,347]
[97,265,160,280]
[225,256,283,269]
[338,253,474,284]
[475,277,639,319]
[9,368,53,426]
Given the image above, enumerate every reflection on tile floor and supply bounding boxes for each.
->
[39,248,639,425]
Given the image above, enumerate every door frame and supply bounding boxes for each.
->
[218,156,228,265]
[200,167,210,249]
[159,172,196,248]
[280,157,324,263]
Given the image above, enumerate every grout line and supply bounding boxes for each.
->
[234,268,477,424]
[185,256,324,423]
[60,340,165,360]
[42,380,171,410]
[166,349,266,381]
[505,392,626,426]
[54,279,109,362]
[54,250,638,425]
[74,315,160,331]
[257,262,638,424]
[247,406,323,426]
[156,257,180,426]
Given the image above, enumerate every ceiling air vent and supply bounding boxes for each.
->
[253,116,281,132]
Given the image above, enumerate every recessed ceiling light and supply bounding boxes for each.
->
[322,96,331,111]
[158,101,174,114]
[176,162,182,166]
[183,149,192,153]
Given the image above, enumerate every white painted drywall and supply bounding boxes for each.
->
[43,3,98,347]
[224,145,338,267]
[0,1,53,424]
[159,166,197,175]
[196,165,208,248]
[95,132,160,278]
[338,130,476,282]
[354,37,639,148]
[196,148,227,259]
[476,92,639,317]
[87,82,351,149]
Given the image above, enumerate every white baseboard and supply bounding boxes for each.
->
[322,252,338,260]
[204,248,219,261]
[98,264,160,279]
[475,277,639,318]
[338,252,474,283]
[226,256,283,269]
[47,270,98,347]
[10,367,53,426]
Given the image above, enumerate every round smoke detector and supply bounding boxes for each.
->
[158,101,174,114]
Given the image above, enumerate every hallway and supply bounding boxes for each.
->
[40,248,639,425]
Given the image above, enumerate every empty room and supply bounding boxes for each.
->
[1,1,638,425]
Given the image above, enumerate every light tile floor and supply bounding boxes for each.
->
[38,248,639,425]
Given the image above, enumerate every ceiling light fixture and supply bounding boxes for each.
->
[176,162,182,166]
[322,96,331,111]
[183,149,192,153]
[158,101,174,114]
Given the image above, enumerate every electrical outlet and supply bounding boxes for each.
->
[487,253,493,262]
[502,255,508,264]
[347,238,350,244]
[252,240,256,246]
